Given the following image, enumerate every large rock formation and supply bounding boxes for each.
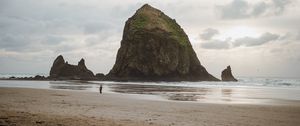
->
[49,55,95,80]
[221,65,237,81]
[106,4,219,81]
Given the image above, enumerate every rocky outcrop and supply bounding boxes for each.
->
[33,75,47,80]
[221,66,237,81]
[49,55,94,80]
[95,73,105,80]
[106,4,219,81]
[8,75,48,80]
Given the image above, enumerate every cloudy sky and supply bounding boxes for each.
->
[0,0,299,78]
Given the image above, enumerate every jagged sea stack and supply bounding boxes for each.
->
[106,4,219,81]
[221,65,238,81]
[50,55,94,80]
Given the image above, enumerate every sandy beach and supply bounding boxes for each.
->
[0,87,300,126]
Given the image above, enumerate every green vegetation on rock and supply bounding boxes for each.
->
[162,16,189,46]
[131,4,189,46]
[132,14,149,29]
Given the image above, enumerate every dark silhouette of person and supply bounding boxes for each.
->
[99,84,103,94]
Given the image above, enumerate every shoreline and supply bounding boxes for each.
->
[1,80,300,105]
[1,87,300,126]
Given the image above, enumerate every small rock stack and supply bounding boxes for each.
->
[221,65,237,81]
[49,55,95,80]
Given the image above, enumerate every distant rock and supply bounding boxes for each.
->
[9,76,16,79]
[221,65,237,81]
[33,75,46,80]
[95,73,105,80]
[106,4,219,81]
[49,55,94,80]
[7,75,47,80]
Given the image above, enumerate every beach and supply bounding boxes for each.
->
[1,87,300,126]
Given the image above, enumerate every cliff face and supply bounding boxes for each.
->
[106,4,219,81]
[221,66,238,81]
[49,55,94,80]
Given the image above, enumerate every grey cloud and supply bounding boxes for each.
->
[0,35,33,51]
[199,28,283,49]
[199,28,219,40]
[297,31,300,40]
[252,2,267,16]
[0,34,80,53]
[0,0,130,55]
[233,32,280,47]
[279,32,292,40]
[84,31,121,47]
[277,31,300,42]
[216,0,249,19]
[83,22,113,34]
[43,35,66,45]
[272,0,291,14]
[52,41,85,54]
[216,0,292,19]
[84,36,109,46]
[0,0,133,36]
[270,48,283,53]
[85,37,99,45]
[201,38,231,49]
[199,28,229,49]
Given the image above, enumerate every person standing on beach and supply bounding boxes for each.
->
[99,85,103,94]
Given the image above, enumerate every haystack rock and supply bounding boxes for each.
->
[221,65,237,81]
[49,55,94,80]
[106,4,219,81]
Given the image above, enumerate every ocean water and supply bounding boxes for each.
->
[0,76,300,105]
[95,77,300,88]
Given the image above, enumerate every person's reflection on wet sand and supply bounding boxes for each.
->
[99,84,103,94]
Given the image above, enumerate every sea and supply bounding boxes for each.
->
[1,73,300,105]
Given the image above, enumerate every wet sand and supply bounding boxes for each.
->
[108,83,300,104]
[1,87,300,126]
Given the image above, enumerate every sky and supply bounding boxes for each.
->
[0,0,299,78]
